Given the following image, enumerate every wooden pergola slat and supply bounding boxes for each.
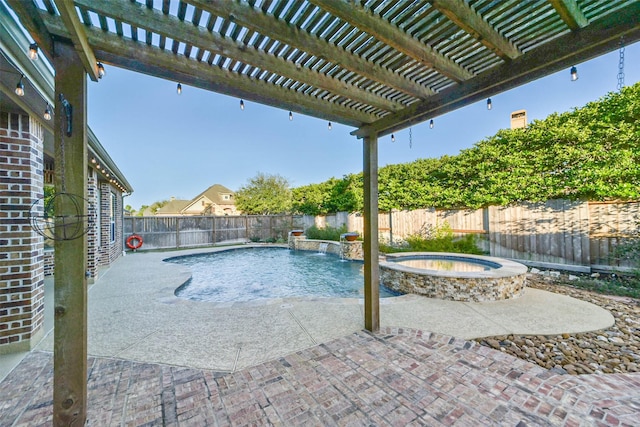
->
[309,0,474,82]
[41,13,380,126]
[53,0,100,81]
[77,0,404,113]
[183,0,434,99]
[431,0,521,60]
[549,0,589,30]
[354,1,640,138]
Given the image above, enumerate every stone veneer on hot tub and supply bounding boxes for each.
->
[380,252,528,302]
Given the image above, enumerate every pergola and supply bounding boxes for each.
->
[6,0,640,424]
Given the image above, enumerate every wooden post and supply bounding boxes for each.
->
[53,41,88,426]
[363,134,379,332]
[176,217,180,248]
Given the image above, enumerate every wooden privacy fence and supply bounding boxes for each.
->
[124,215,297,250]
[124,201,639,270]
[304,200,639,271]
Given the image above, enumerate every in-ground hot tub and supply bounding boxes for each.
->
[380,252,528,302]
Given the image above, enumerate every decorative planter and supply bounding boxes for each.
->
[291,230,304,236]
[344,232,359,241]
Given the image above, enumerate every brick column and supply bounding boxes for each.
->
[0,112,45,353]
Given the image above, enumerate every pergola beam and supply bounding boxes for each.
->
[309,0,473,82]
[549,0,588,30]
[76,0,403,113]
[53,0,100,81]
[431,0,521,60]
[5,0,54,63]
[354,2,640,138]
[41,14,378,127]
[183,0,434,99]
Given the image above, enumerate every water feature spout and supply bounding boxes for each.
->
[318,242,329,254]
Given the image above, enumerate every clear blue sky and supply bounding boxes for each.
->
[87,42,639,210]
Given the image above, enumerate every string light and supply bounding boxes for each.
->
[28,43,38,60]
[15,75,24,96]
[486,98,492,110]
[240,99,245,110]
[429,119,434,129]
[328,122,332,130]
[43,104,52,121]
[289,111,293,121]
[570,66,578,81]
[176,82,182,95]
[391,133,395,142]
[97,62,105,78]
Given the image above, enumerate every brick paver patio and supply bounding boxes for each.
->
[1,328,639,426]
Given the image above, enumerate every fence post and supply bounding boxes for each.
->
[212,216,216,245]
[245,215,249,241]
[176,217,180,249]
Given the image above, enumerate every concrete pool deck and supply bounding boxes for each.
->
[5,244,614,375]
[2,245,638,426]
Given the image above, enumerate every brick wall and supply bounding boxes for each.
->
[87,168,98,280]
[97,182,123,266]
[0,112,45,352]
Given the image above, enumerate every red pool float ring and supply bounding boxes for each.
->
[126,234,143,250]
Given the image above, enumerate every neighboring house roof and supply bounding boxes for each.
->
[196,184,236,206]
[155,199,190,215]
[181,184,235,213]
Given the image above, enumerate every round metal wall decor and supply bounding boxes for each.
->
[29,192,94,241]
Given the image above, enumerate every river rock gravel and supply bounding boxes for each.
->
[475,271,640,375]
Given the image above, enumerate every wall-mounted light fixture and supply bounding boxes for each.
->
[240,99,245,110]
[429,119,434,129]
[289,111,293,121]
[391,133,395,142]
[176,83,182,95]
[328,122,332,130]
[487,98,492,110]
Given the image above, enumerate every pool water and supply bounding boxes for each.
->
[167,247,399,302]
[394,258,494,272]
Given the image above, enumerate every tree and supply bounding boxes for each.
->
[235,173,292,215]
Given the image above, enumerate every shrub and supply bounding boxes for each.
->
[380,222,483,254]
[305,224,348,241]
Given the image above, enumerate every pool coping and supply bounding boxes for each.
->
[381,252,528,279]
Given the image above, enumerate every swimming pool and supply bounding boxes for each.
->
[167,247,399,302]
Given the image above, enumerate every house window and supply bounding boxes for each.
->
[110,192,117,243]
[222,194,230,200]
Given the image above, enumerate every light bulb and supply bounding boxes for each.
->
[487,98,492,110]
[570,66,578,81]
[328,122,332,130]
[15,76,24,97]
[240,99,245,110]
[28,43,38,60]
[429,119,434,129]
[177,83,182,95]
[97,62,105,78]
[289,111,293,121]
[43,104,52,121]
[391,133,395,142]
